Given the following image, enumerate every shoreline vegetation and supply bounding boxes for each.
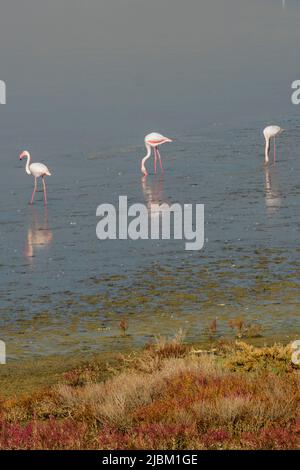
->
[0,332,299,450]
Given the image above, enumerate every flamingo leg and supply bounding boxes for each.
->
[157,148,164,175]
[30,177,37,205]
[42,177,48,205]
[273,137,276,163]
[154,147,158,175]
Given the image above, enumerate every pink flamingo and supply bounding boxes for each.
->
[19,151,51,205]
[141,132,172,176]
[263,125,284,164]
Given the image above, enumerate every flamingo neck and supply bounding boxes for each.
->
[25,153,31,174]
[265,137,270,162]
[141,144,152,175]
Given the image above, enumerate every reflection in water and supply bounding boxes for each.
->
[141,175,170,215]
[141,176,169,231]
[264,166,282,216]
[141,176,166,209]
[24,207,53,260]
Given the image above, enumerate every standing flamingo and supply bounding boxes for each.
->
[19,151,51,205]
[263,126,284,164]
[141,132,172,176]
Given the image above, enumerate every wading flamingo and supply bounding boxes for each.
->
[141,132,172,176]
[19,151,51,205]
[263,126,284,164]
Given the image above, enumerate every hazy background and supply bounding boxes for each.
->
[0,0,299,155]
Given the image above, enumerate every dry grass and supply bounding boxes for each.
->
[0,334,299,450]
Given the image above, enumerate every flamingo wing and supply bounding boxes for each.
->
[29,163,51,177]
[263,125,283,139]
[145,132,172,146]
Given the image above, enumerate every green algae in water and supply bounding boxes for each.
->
[1,255,299,361]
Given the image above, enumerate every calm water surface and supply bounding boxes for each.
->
[0,119,300,358]
[0,0,300,359]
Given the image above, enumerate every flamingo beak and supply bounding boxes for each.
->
[19,151,26,160]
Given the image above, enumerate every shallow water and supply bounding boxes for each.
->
[0,0,300,360]
[0,118,299,359]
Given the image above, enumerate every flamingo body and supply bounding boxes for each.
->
[28,162,51,178]
[263,125,284,163]
[20,151,51,205]
[145,132,172,147]
[141,132,172,176]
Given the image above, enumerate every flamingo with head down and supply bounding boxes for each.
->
[263,126,284,164]
[141,132,172,176]
[20,151,51,205]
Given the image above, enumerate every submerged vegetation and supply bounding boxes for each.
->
[2,263,299,359]
[0,334,299,450]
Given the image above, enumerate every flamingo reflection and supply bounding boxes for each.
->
[24,207,53,260]
[141,175,166,208]
[141,175,171,231]
[264,166,282,216]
